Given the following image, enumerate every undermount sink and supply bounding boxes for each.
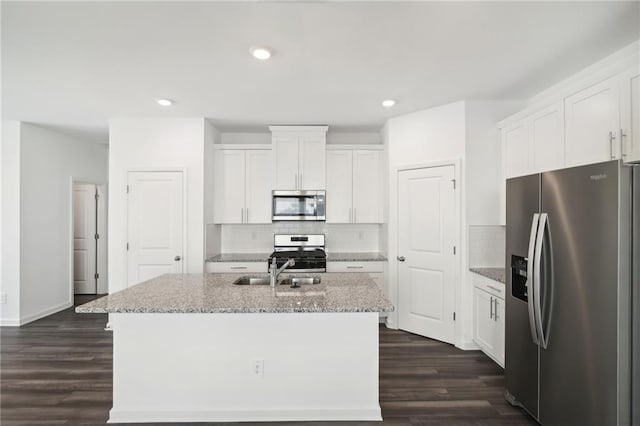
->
[232,275,322,286]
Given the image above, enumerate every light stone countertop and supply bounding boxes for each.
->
[75,272,394,314]
[326,252,387,262]
[470,267,506,284]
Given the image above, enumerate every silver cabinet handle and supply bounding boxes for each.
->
[397,256,405,262]
[174,255,181,261]
[486,285,503,293]
[621,128,628,159]
[241,208,244,223]
[609,131,617,159]
[494,299,500,322]
[230,266,247,270]
[490,296,494,319]
[353,208,357,223]
[534,213,549,349]
[527,213,540,344]
[245,207,249,223]
[295,174,298,189]
[346,266,364,269]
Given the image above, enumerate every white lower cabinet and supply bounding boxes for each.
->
[472,274,505,367]
[206,262,267,274]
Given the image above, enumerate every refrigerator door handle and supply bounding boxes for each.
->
[534,213,549,349]
[526,213,540,345]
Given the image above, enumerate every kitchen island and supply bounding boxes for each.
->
[77,272,393,423]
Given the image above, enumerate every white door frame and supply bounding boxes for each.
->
[124,168,188,288]
[387,159,462,346]
[69,178,108,301]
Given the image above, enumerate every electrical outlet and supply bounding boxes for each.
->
[252,359,264,377]
[0,293,6,304]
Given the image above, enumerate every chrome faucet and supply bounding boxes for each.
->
[270,257,295,288]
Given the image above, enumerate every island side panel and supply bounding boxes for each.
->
[109,312,382,423]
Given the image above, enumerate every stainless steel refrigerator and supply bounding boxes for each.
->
[505,160,637,426]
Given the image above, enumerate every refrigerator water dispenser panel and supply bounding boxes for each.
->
[511,255,528,302]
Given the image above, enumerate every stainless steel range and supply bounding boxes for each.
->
[268,234,326,273]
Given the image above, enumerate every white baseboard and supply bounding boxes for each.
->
[456,339,480,351]
[19,300,72,326]
[0,317,21,327]
[109,407,382,423]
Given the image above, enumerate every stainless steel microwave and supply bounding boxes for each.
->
[272,190,326,221]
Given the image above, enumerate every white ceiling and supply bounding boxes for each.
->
[3,1,639,143]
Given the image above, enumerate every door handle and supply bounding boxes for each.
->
[527,213,540,344]
[397,256,405,262]
[534,213,549,349]
[174,256,181,261]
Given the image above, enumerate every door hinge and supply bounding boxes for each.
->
[126,185,130,194]
[452,179,456,189]
[126,242,129,251]
[94,273,99,279]
[453,312,456,321]
[453,246,456,255]
[94,233,99,240]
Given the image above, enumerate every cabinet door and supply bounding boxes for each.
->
[298,134,326,190]
[213,150,245,224]
[326,150,353,223]
[245,149,274,224]
[530,102,565,173]
[565,77,620,166]
[474,288,499,355]
[353,150,382,223]
[495,297,505,367]
[273,135,299,189]
[502,121,530,178]
[620,68,640,163]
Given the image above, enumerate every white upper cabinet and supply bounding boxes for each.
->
[214,149,245,224]
[245,149,274,224]
[326,147,382,224]
[530,102,565,173]
[565,76,621,167]
[326,150,353,223]
[213,148,273,224]
[270,126,327,190]
[502,122,530,178]
[620,67,640,163]
[353,150,382,223]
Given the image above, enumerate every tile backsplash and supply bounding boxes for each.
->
[218,223,381,253]
[468,225,505,268]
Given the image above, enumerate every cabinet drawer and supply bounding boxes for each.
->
[326,261,384,273]
[206,262,267,274]
[471,272,505,298]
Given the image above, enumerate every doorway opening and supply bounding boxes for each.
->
[72,182,107,295]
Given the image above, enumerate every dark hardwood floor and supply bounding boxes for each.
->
[1,297,535,425]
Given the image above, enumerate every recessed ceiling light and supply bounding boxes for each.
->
[157,99,174,106]
[382,99,396,108]
[250,47,272,60]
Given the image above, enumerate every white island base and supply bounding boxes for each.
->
[108,312,382,423]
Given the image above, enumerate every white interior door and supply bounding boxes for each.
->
[326,149,353,223]
[127,171,184,287]
[398,165,456,344]
[73,183,97,294]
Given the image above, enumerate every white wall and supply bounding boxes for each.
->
[0,122,108,325]
[384,101,468,346]
[1,121,22,325]
[108,118,207,293]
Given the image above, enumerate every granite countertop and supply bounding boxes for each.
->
[76,273,394,314]
[206,253,270,262]
[470,267,506,284]
[206,252,387,262]
[326,252,387,262]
